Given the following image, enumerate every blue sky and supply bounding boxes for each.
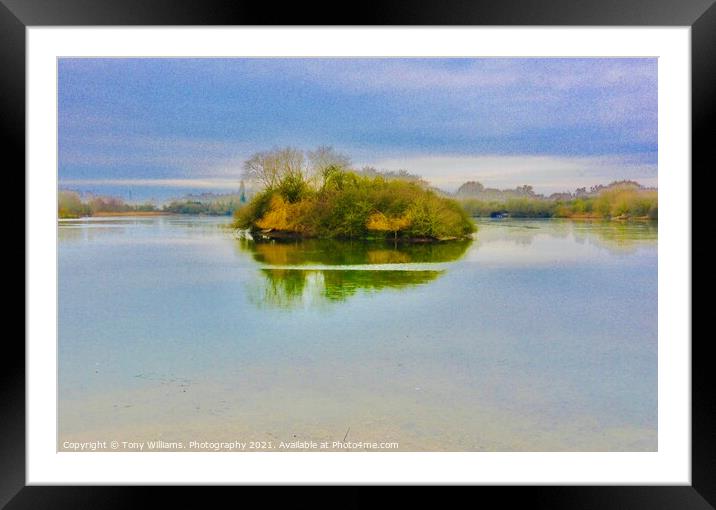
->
[58,58,657,201]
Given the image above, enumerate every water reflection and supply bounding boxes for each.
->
[237,237,472,266]
[235,221,658,309]
[59,216,657,450]
[235,237,468,308]
[572,220,657,252]
[250,268,443,309]
[473,219,657,255]
[58,221,129,243]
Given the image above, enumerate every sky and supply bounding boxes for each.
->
[58,58,657,201]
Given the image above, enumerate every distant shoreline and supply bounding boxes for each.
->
[58,213,656,223]
[473,215,656,222]
[61,211,172,219]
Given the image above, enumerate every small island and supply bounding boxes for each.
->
[233,147,476,242]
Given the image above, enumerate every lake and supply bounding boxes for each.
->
[58,216,657,451]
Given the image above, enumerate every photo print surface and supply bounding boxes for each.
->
[58,58,657,452]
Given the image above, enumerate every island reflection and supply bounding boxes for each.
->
[249,268,443,309]
[237,237,473,266]
[236,237,471,308]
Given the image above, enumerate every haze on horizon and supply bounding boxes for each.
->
[59,58,657,201]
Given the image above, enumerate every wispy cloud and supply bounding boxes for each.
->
[243,58,655,95]
[58,58,658,191]
[59,134,251,176]
[60,178,242,189]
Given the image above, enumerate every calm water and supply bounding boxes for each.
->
[58,216,657,451]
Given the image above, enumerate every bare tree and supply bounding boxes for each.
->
[307,146,351,177]
[276,147,306,180]
[242,147,306,190]
[242,150,280,190]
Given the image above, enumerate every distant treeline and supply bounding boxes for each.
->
[59,190,246,218]
[457,180,657,220]
[58,191,157,218]
[162,193,245,216]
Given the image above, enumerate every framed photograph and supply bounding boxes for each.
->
[7,0,708,504]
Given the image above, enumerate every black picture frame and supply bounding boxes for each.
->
[5,0,708,506]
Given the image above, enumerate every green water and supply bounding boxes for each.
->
[58,216,657,451]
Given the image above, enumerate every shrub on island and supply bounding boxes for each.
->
[234,168,476,241]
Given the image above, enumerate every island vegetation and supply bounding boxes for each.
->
[233,147,476,241]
